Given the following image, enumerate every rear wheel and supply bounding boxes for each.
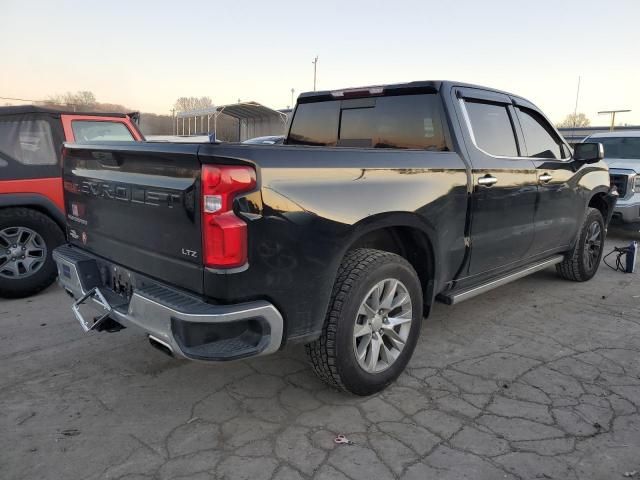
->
[305,248,423,396]
[0,208,64,298]
[556,208,605,282]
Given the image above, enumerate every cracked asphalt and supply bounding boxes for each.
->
[2,230,639,480]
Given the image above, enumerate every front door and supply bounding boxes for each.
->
[454,87,538,277]
[512,101,582,253]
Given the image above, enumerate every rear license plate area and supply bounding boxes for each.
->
[107,264,135,301]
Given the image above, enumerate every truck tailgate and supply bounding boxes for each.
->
[62,143,203,293]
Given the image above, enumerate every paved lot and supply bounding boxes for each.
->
[2,230,639,480]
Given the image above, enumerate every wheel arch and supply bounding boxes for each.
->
[587,189,616,226]
[0,194,65,231]
[341,213,438,315]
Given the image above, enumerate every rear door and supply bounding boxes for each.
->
[512,100,581,253]
[62,143,203,293]
[454,87,538,277]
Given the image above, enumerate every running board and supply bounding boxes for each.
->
[437,255,564,305]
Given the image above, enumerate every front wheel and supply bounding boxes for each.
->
[556,208,605,282]
[305,248,423,396]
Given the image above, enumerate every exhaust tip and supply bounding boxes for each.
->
[148,335,174,357]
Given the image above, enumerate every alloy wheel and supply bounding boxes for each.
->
[0,226,47,279]
[583,221,602,271]
[353,278,413,373]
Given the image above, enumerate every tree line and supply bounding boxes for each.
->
[36,92,222,135]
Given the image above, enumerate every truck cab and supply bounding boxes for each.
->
[0,106,143,298]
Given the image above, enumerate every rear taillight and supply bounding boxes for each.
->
[201,165,256,268]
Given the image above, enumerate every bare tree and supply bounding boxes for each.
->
[44,91,97,110]
[173,96,213,112]
[139,113,173,135]
[557,113,591,128]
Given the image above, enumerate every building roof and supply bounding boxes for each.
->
[0,105,135,118]
[219,102,286,120]
[176,102,287,121]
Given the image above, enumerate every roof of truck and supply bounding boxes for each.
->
[0,105,134,118]
[297,80,521,103]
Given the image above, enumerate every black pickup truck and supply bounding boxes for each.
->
[53,81,616,395]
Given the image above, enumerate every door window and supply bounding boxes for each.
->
[464,101,519,157]
[517,108,566,159]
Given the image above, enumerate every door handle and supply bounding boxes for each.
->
[539,173,553,183]
[478,175,498,186]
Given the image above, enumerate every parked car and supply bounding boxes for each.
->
[53,81,615,395]
[243,135,285,145]
[0,106,143,298]
[584,131,640,226]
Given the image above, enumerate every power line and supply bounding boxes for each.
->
[0,95,83,106]
[598,109,632,131]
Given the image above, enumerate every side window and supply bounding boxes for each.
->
[72,121,135,142]
[287,101,340,146]
[464,101,519,157]
[339,95,448,150]
[0,119,57,166]
[517,108,565,159]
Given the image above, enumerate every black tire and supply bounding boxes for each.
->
[556,208,605,282]
[0,208,64,298]
[305,248,423,396]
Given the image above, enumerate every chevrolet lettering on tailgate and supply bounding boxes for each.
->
[71,179,182,208]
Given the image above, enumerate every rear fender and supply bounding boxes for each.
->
[340,212,440,305]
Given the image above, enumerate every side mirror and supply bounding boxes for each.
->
[574,142,604,164]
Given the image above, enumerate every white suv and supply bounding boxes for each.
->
[585,131,640,226]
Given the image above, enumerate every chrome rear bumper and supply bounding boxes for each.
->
[53,244,283,362]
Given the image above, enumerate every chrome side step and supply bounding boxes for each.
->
[438,255,564,305]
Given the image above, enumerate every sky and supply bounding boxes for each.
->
[1,0,639,125]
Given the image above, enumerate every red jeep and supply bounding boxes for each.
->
[0,106,143,297]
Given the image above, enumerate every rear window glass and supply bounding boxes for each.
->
[287,102,340,146]
[72,121,134,142]
[287,94,449,151]
[464,101,519,157]
[0,119,57,166]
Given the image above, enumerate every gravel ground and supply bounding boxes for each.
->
[1,230,639,480]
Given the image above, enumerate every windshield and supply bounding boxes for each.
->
[590,136,640,159]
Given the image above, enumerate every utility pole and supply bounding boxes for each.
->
[573,76,581,128]
[171,108,175,135]
[290,88,295,108]
[312,56,318,91]
[598,109,631,131]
